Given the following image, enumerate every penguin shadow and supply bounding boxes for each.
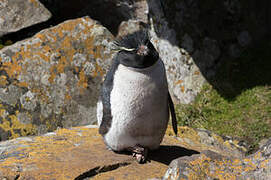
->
[112,145,198,165]
[149,145,199,165]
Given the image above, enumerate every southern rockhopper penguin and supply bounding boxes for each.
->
[97,30,178,163]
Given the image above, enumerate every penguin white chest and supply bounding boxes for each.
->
[105,60,169,151]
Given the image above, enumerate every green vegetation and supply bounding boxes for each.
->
[176,42,271,153]
[0,39,13,50]
[0,39,4,50]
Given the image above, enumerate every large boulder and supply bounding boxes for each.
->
[164,139,271,180]
[0,0,51,37]
[0,17,114,140]
[0,126,248,179]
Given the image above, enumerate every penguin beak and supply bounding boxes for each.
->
[137,45,149,56]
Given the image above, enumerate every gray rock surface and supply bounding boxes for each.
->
[163,138,271,179]
[148,0,206,104]
[0,0,51,37]
[0,17,114,140]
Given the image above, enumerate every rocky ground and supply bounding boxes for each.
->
[0,126,270,179]
[0,0,270,179]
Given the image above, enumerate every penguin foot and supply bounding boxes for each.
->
[129,145,148,164]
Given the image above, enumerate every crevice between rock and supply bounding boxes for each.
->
[15,174,20,180]
[74,161,131,180]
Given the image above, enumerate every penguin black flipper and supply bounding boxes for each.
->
[168,92,178,135]
[99,57,120,135]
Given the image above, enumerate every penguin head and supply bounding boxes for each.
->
[113,30,159,69]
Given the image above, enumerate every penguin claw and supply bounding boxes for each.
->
[135,153,146,164]
[129,145,148,164]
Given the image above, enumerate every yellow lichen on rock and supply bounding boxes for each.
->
[0,75,8,86]
[0,17,114,140]
[0,126,182,179]
[0,108,36,139]
[1,60,22,79]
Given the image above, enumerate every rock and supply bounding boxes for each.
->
[237,31,252,47]
[181,34,194,53]
[168,126,247,158]
[229,44,241,58]
[39,0,140,36]
[0,0,51,37]
[0,126,190,179]
[117,20,147,38]
[148,0,206,104]
[0,125,248,179]
[0,17,114,140]
[164,138,271,180]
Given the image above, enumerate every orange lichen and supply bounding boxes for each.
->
[92,64,104,78]
[34,51,50,62]
[31,88,49,103]
[18,46,32,60]
[194,71,200,75]
[0,109,37,139]
[0,17,115,142]
[78,70,88,89]
[260,159,269,169]
[175,79,183,85]
[48,70,56,84]
[35,34,46,42]
[65,93,72,101]
[181,86,185,92]
[56,56,68,74]
[28,0,39,7]
[0,127,182,179]
[243,159,257,171]
[1,60,22,79]
[0,75,8,86]
[16,81,28,88]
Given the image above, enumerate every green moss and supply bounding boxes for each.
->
[0,39,4,50]
[176,42,271,154]
[0,39,13,49]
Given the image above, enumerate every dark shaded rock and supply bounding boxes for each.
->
[0,0,51,37]
[148,0,271,102]
[39,0,138,36]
